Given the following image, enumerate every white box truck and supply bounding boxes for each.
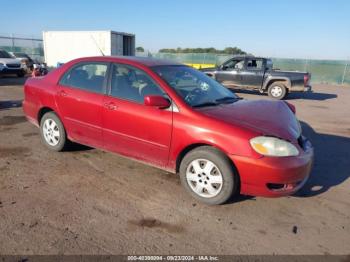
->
[43,31,135,67]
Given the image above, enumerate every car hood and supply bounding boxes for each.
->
[197,100,301,142]
[0,58,21,65]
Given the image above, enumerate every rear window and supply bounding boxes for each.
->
[266,59,273,70]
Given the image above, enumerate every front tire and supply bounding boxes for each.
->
[268,82,287,100]
[40,112,68,151]
[179,146,238,205]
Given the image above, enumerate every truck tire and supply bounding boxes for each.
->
[179,146,239,205]
[268,82,287,100]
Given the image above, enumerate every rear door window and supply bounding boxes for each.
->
[246,59,263,70]
[60,63,108,94]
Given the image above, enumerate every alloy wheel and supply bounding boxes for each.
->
[270,85,283,97]
[42,118,60,146]
[186,159,223,198]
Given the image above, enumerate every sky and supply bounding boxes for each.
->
[2,0,350,60]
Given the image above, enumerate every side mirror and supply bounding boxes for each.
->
[144,95,171,109]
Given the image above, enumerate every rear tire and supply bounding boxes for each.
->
[40,112,68,151]
[179,146,238,205]
[268,82,287,100]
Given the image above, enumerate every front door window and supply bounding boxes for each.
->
[110,63,164,103]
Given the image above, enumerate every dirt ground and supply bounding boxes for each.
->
[0,77,349,255]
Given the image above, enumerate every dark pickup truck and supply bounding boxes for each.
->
[201,56,311,99]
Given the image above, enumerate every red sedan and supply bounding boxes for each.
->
[23,56,314,205]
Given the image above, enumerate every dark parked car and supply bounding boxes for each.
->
[9,52,35,70]
[23,56,313,205]
[201,56,311,99]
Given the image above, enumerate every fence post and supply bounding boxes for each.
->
[304,59,308,72]
[11,34,15,52]
[341,61,348,86]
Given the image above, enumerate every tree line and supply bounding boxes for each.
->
[158,47,247,55]
[136,46,247,55]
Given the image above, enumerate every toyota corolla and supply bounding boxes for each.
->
[23,56,313,205]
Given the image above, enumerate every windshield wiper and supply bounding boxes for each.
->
[215,96,240,104]
[192,101,218,108]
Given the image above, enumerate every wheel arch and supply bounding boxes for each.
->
[263,77,291,90]
[175,143,239,175]
[37,107,55,124]
[175,143,241,194]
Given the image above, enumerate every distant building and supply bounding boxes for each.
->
[43,30,135,67]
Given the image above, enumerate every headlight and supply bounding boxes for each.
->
[250,136,299,157]
[0,63,4,70]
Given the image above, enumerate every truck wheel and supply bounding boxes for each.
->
[40,112,68,151]
[179,146,239,205]
[268,82,287,100]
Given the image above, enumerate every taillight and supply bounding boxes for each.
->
[284,101,296,114]
[304,74,310,86]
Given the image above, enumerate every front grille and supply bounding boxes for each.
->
[6,63,21,68]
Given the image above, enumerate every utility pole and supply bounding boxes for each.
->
[11,33,15,52]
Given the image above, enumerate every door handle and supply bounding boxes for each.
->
[104,102,118,111]
[58,90,67,97]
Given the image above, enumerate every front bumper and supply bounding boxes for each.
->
[230,137,314,197]
[0,68,25,75]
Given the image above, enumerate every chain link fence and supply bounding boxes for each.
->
[0,34,44,63]
[1,35,348,86]
[154,53,350,86]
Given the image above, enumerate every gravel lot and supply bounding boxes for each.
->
[0,77,349,255]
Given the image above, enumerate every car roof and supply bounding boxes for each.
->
[75,56,183,67]
[230,55,266,60]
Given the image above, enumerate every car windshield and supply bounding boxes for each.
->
[13,52,28,57]
[0,50,13,58]
[152,65,239,107]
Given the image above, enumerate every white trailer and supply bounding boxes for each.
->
[43,31,135,67]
